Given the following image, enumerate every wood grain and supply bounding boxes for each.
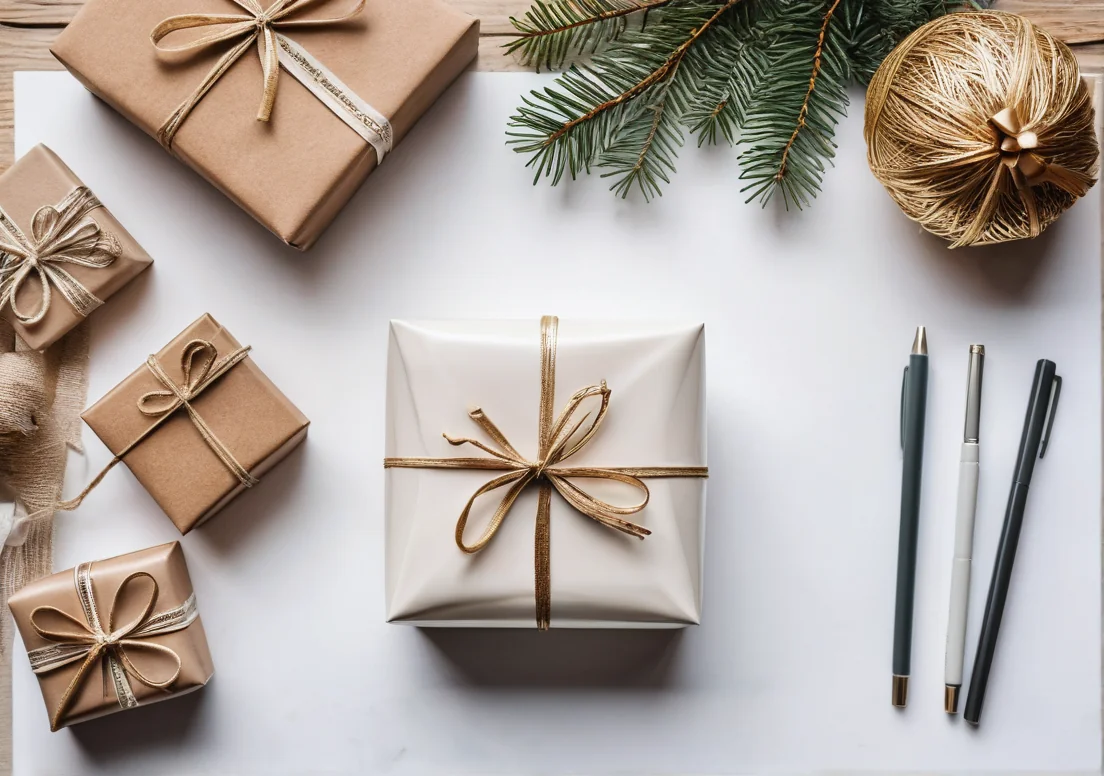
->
[0,0,531,29]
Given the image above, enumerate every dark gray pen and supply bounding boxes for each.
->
[893,326,929,707]
[964,359,1062,725]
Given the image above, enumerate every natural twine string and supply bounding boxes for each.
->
[865,11,1099,248]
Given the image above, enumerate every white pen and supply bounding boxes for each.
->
[944,344,984,714]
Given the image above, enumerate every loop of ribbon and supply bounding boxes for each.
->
[384,316,709,630]
[27,561,198,731]
[971,105,1095,244]
[151,0,393,161]
[0,187,119,326]
[44,339,258,518]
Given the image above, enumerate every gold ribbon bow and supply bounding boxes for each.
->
[385,316,708,629]
[0,187,119,326]
[985,105,1094,240]
[27,562,198,731]
[47,339,258,516]
[151,0,384,151]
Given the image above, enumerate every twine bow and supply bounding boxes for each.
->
[988,106,1094,238]
[385,316,708,629]
[40,339,258,517]
[27,562,198,731]
[151,0,392,159]
[0,187,119,326]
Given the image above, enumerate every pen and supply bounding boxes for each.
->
[943,344,984,714]
[964,359,1062,725]
[893,326,929,708]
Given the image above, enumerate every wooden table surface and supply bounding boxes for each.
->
[0,0,1103,173]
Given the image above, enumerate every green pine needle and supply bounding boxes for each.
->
[506,0,675,72]
[506,0,991,203]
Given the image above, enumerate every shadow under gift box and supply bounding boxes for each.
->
[81,313,310,534]
[384,319,708,628]
[0,145,152,351]
[8,542,214,731]
[50,0,480,250]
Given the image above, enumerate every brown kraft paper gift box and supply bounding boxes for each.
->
[82,313,310,533]
[8,542,214,731]
[0,145,152,351]
[50,0,480,250]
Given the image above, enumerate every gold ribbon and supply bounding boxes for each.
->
[27,561,198,731]
[42,339,258,517]
[384,316,709,630]
[151,0,383,150]
[0,187,119,326]
[983,106,1094,240]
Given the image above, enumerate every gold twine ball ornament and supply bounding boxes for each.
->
[864,11,1098,248]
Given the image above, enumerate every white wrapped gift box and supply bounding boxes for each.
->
[384,318,707,628]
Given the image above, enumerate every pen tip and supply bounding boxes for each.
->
[912,327,928,356]
[892,675,909,707]
[944,685,960,714]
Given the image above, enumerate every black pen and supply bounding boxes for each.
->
[892,326,929,708]
[964,359,1062,725]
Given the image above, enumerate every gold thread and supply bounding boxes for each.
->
[865,11,1098,248]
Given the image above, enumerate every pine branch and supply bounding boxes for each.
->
[738,0,851,209]
[683,4,770,147]
[507,1,742,194]
[505,0,980,203]
[774,0,842,185]
[506,0,675,71]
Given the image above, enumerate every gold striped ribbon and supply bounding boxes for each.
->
[27,562,198,730]
[0,186,119,326]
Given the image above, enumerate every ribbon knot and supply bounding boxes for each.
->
[0,187,120,326]
[984,105,1094,240]
[137,339,260,487]
[385,317,708,629]
[150,0,392,161]
[27,563,198,731]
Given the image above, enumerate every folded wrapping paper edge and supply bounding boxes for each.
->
[7,541,215,729]
[289,15,480,250]
[50,2,481,250]
[2,144,154,351]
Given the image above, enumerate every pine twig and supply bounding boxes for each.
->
[506,0,676,71]
[545,0,745,147]
[775,0,843,183]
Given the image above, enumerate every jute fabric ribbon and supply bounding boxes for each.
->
[27,561,198,730]
[384,316,709,630]
[151,0,393,161]
[37,338,258,517]
[0,187,119,326]
[986,105,1093,241]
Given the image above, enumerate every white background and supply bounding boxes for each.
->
[10,70,1102,775]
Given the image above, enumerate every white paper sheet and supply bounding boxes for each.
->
[11,70,1101,775]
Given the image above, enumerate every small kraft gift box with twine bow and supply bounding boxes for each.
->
[64,313,310,533]
[384,317,708,629]
[8,542,214,731]
[50,0,479,250]
[0,145,152,351]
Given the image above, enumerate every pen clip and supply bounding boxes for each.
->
[1040,374,1062,459]
[900,366,909,451]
